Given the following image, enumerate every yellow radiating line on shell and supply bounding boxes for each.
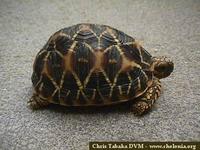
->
[53,41,64,58]
[98,29,110,48]
[103,45,115,53]
[141,70,148,82]
[59,71,66,89]
[83,42,94,52]
[91,89,96,100]
[107,28,121,45]
[134,41,150,66]
[137,77,141,90]
[59,32,71,38]
[37,49,47,58]
[76,90,80,100]
[66,90,70,97]
[35,75,43,88]
[43,51,50,61]
[127,83,132,95]
[83,68,95,88]
[51,88,59,97]
[71,71,83,89]
[88,28,100,45]
[118,86,122,95]
[71,71,89,101]
[39,83,43,92]
[68,41,78,52]
[72,30,81,40]
[55,50,64,58]
[127,72,132,82]
[100,69,112,87]
[115,45,124,55]
[109,71,120,98]
[43,51,60,89]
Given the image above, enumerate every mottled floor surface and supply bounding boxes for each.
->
[0,0,200,150]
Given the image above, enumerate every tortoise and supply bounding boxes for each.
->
[29,23,174,115]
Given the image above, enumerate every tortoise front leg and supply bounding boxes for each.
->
[28,94,50,109]
[132,78,162,115]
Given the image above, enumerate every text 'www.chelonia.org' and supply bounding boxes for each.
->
[89,142,199,150]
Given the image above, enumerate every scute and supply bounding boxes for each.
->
[74,30,99,48]
[121,43,152,69]
[103,46,122,83]
[72,42,95,83]
[100,31,118,49]
[32,23,153,106]
[54,35,74,55]
[40,74,56,98]
[46,51,63,84]
[62,73,79,90]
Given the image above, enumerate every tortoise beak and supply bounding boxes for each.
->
[163,62,174,78]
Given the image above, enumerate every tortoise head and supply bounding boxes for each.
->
[152,56,174,79]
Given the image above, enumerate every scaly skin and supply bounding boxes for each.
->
[28,94,50,109]
[132,78,161,115]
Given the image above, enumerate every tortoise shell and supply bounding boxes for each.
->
[32,23,153,106]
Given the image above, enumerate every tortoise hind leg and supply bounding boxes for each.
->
[28,94,50,109]
[132,78,162,115]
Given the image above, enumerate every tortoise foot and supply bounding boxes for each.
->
[28,95,49,109]
[132,101,150,116]
[132,78,162,116]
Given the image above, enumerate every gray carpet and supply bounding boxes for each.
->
[0,0,200,149]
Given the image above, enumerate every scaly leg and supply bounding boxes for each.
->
[132,78,162,115]
[28,94,50,109]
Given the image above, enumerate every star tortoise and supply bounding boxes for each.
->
[29,23,174,115]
